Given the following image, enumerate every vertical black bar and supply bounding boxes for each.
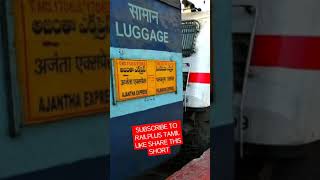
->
[1,0,18,137]
[211,0,235,179]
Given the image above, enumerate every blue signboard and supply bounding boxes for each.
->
[110,0,181,52]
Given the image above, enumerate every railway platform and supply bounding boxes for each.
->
[166,149,210,180]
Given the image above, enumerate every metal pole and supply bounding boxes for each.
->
[239,5,258,159]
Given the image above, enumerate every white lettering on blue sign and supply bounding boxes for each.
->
[115,22,169,43]
[128,3,159,24]
[114,3,169,44]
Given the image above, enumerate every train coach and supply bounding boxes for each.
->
[232,0,320,158]
[0,0,109,179]
[109,0,183,179]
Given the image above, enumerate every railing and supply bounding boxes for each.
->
[181,20,200,58]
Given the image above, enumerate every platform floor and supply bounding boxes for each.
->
[166,149,210,180]
[132,148,210,180]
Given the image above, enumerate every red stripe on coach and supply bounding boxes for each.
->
[189,73,210,84]
[251,35,320,70]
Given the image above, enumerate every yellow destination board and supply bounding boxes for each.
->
[114,60,149,101]
[14,0,109,124]
[155,61,177,95]
[114,59,176,101]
